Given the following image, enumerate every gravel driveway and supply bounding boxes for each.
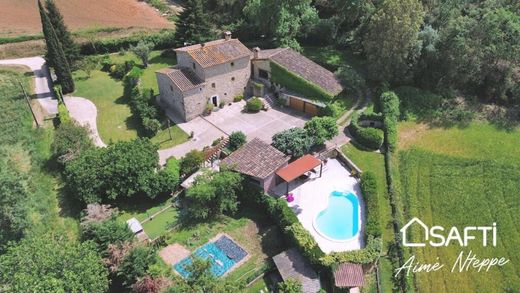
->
[0,56,57,116]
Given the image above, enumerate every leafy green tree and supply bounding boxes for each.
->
[117,246,157,288]
[45,0,79,65]
[174,0,213,46]
[437,7,520,103]
[362,0,424,82]
[51,121,93,164]
[244,0,318,50]
[272,127,314,157]
[65,138,163,203]
[0,164,30,247]
[38,0,75,93]
[278,278,302,293]
[81,218,134,253]
[304,116,338,145]
[180,149,205,176]
[0,233,108,292]
[130,41,154,68]
[185,258,215,291]
[185,170,243,220]
[228,131,246,151]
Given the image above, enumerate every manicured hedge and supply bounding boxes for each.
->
[380,91,400,152]
[79,29,176,55]
[360,172,381,238]
[270,61,334,101]
[348,113,384,150]
[123,70,162,136]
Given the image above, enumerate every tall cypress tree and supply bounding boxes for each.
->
[45,0,79,66]
[38,0,75,93]
[174,0,213,46]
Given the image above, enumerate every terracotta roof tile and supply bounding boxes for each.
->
[334,263,364,288]
[175,39,251,68]
[221,138,289,179]
[273,248,322,293]
[157,66,204,92]
[270,48,343,95]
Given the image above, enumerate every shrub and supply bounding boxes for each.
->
[228,131,246,151]
[117,246,157,288]
[348,113,384,150]
[58,103,70,123]
[304,116,338,145]
[205,103,214,115]
[278,278,302,293]
[335,65,366,94]
[52,121,93,164]
[180,150,205,176]
[233,94,243,102]
[272,127,314,157]
[360,172,382,238]
[81,218,134,253]
[322,101,344,118]
[185,170,243,220]
[246,97,263,112]
[80,29,176,55]
[219,101,225,108]
[110,60,136,79]
[270,61,334,100]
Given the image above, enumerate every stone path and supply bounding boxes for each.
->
[64,96,107,147]
[0,56,58,116]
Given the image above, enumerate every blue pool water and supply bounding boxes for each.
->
[174,236,247,278]
[314,191,359,241]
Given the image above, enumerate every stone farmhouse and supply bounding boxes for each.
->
[156,32,343,122]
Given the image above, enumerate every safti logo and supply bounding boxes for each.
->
[395,217,510,277]
[400,217,497,247]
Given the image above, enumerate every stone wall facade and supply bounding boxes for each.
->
[157,53,250,122]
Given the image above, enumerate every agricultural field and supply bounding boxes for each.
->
[0,0,172,37]
[399,149,520,292]
[397,121,520,292]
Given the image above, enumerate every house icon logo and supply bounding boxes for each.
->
[400,217,429,247]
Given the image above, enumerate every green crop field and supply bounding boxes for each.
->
[399,148,520,292]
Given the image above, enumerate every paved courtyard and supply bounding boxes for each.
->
[272,158,364,253]
[159,100,308,164]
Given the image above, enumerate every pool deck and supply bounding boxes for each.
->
[272,158,365,253]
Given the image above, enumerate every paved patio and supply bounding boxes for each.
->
[272,158,364,253]
[159,100,308,164]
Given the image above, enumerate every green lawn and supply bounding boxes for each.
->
[399,149,520,292]
[398,121,520,165]
[142,207,178,240]
[244,277,270,293]
[73,50,188,148]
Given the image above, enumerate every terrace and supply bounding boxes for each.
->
[271,158,364,253]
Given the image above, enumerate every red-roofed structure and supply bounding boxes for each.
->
[275,155,322,194]
[333,263,365,288]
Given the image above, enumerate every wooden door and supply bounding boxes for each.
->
[290,97,304,112]
[304,103,319,116]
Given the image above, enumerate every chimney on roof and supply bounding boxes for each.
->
[253,47,260,59]
[224,31,232,41]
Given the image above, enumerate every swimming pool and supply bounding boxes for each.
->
[174,235,247,278]
[313,191,360,242]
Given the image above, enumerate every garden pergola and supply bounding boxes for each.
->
[275,154,322,194]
